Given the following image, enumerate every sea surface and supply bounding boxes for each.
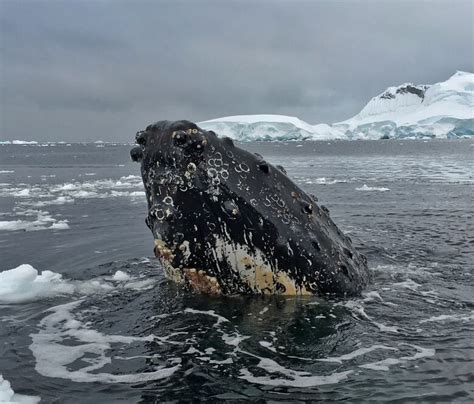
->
[0,140,473,403]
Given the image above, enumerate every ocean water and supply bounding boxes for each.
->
[0,140,473,403]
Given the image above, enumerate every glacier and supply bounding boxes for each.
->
[200,71,473,141]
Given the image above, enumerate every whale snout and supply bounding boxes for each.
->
[130,121,216,174]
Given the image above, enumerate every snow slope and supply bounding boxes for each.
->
[199,72,473,141]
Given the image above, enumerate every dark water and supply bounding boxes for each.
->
[0,140,473,403]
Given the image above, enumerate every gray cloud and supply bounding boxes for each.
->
[0,0,472,141]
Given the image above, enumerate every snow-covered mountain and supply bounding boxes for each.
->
[199,71,473,141]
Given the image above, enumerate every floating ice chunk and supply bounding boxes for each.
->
[0,264,74,303]
[14,189,30,197]
[0,210,68,232]
[49,221,70,230]
[0,374,40,404]
[112,270,131,281]
[356,184,390,192]
[11,140,38,145]
[0,264,157,304]
[30,197,74,208]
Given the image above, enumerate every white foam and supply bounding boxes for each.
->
[0,374,40,404]
[372,322,399,333]
[238,356,352,387]
[338,300,399,333]
[30,301,180,383]
[356,184,390,192]
[184,308,230,326]
[420,312,474,323]
[318,345,398,364]
[359,344,435,371]
[313,177,346,185]
[259,306,269,315]
[393,278,422,291]
[259,340,277,353]
[0,170,14,174]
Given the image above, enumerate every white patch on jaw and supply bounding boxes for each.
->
[212,233,312,295]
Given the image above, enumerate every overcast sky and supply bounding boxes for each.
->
[1,0,473,142]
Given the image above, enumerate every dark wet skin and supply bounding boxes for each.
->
[131,120,370,296]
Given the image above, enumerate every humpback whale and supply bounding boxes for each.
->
[131,120,369,296]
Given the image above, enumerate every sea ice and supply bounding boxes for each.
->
[356,184,390,192]
[0,374,40,404]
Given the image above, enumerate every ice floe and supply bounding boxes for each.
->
[0,210,69,232]
[0,374,40,404]
[0,175,145,232]
[0,264,155,304]
[356,184,390,192]
[420,312,474,323]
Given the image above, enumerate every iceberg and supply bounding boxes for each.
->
[11,140,38,145]
[200,72,473,141]
[200,114,346,141]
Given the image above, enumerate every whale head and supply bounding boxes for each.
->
[131,120,369,296]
